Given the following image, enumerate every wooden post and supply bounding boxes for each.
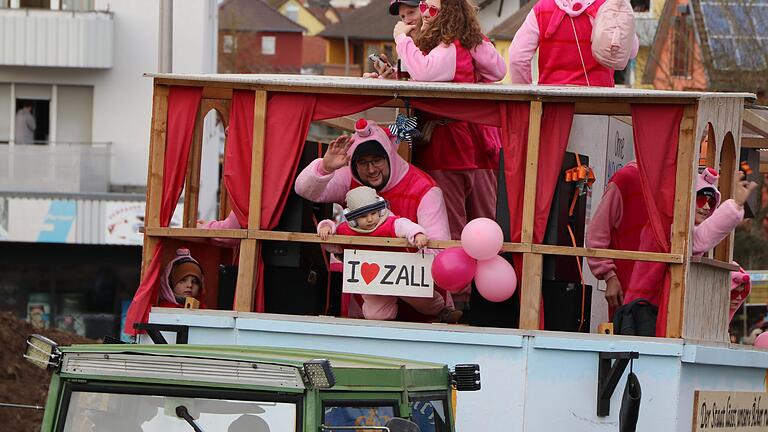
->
[520,253,543,330]
[183,104,204,228]
[521,100,542,244]
[666,104,697,338]
[141,84,170,277]
[519,101,543,330]
[234,90,267,312]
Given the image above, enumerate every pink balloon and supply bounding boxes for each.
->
[475,255,517,302]
[461,218,504,261]
[432,248,477,293]
[755,332,768,349]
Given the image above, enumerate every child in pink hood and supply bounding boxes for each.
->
[157,248,205,309]
[623,168,757,334]
[318,186,446,320]
[507,0,639,86]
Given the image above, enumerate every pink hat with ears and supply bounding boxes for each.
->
[696,167,721,209]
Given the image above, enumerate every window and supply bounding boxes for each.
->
[61,387,299,431]
[630,0,650,13]
[672,15,694,77]
[262,36,276,55]
[323,401,398,429]
[223,35,235,54]
[410,395,450,432]
[286,4,299,23]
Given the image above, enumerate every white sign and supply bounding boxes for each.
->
[693,391,768,431]
[604,116,635,189]
[343,250,434,298]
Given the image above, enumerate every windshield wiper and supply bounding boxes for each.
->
[175,405,204,432]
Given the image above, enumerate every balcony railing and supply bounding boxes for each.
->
[0,7,113,68]
[0,142,111,193]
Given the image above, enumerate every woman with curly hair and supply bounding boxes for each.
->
[393,0,505,307]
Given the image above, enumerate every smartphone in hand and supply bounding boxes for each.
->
[368,53,390,69]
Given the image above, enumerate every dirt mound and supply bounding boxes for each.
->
[0,312,95,432]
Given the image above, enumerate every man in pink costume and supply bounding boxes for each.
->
[295,118,458,321]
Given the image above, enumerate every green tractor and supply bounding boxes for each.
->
[25,335,480,431]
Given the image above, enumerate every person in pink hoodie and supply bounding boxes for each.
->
[623,167,757,335]
[392,0,505,305]
[317,186,445,320]
[294,118,462,322]
[586,161,647,316]
[507,0,639,86]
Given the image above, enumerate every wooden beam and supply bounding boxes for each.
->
[519,253,543,330]
[574,102,632,116]
[183,104,204,228]
[141,84,170,277]
[530,244,683,263]
[667,104,697,338]
[741,137,768,148]
[689,256,740,271]
[145,227,247,239]
[744,109,768,137]
[521,101,542,244]
[234,90,268,313]
[201,86,233,100]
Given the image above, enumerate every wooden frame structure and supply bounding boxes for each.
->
[141,74,754,343]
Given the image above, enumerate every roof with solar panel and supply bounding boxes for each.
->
[645,0,768,91]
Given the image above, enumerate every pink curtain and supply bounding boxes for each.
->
[624,105,682,337]
[125,86,203,335]
[223,92,388,311]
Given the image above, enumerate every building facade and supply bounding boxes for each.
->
[0,0,218,339]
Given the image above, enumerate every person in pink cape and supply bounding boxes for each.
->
[507,0,639,86]
[317,186,446,320]
[586,161,647,317]
[294,118,461,323]
[623,167,757,334]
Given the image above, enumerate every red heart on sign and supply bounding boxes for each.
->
[361,262,380,285]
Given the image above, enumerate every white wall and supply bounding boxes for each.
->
[0,0,217,188]
[566,115,634,330]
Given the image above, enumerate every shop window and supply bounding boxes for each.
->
[262,36,276,56]
[672,15,694,77]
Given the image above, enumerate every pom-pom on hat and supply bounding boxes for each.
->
[170,248,203,287]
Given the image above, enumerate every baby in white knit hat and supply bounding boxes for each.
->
[317,186,428,248]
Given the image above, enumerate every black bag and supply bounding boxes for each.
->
[619,371,642,432]
[612,299,658,336]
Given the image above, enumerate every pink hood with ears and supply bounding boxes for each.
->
[158,248,204,306]
[347,118,409,194]
[697,167,722,209]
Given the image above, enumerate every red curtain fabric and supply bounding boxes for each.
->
[411,98,502,127]
[626,104,682,337]
[499,102,574,329]
[223,92,388,311]
[125,86,203,335]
